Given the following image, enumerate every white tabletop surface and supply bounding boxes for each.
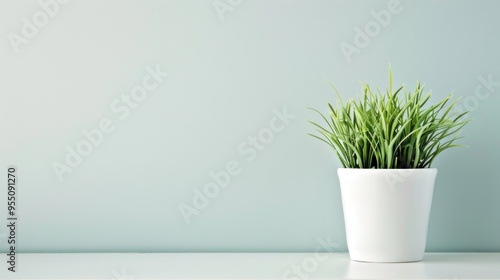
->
[1,253,499,279]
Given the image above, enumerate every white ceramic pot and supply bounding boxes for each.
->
[338,168,437,263]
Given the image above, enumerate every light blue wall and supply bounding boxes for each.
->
[0,0,499,253]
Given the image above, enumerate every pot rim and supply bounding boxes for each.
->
[338,167,437,170]
[337,167,438,173]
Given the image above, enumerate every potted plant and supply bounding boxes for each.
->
[308,67,469,263]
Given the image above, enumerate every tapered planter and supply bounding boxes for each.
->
[338,168,437,263]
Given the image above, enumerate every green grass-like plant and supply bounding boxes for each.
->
[309,68,470,169]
